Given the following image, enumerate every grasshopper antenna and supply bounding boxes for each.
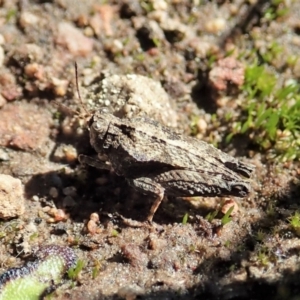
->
[74,62,89,116]
[53,63,88,117]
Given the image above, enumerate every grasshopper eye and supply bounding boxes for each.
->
[91,117,110,140]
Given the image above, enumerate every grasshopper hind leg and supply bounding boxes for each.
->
[127,177,165,222]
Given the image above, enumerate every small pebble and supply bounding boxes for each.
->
[209,57,244,92]
[0,174,25,219]
[0,46,4,68]
[63,146,78,162]
[34,217,42,225]
[50,77,68,97]
[87,219,98,234]
[48,207,58,216]
[32,195,39,202]
[0,148,9,161]
[49,174,63,188]
[95,176,109,185]
[54,209,67,222]
[56,22,94,56]
[196,118,207,133]
[24,63,44,80]
[152,0,168,11]
[0,34,5,45]
[49,187,59,198]
[87,213,101,234]
[83,26,94,37]
[42,206,51,213]
[229,4,238,15]
[62,196,76,207]
[62,186,77,197]
[205,18,226,34]
[118,285,144,300]
[19,11,39,28]
[60,118,73,136]
[90,212,100,223]
[148,233,167,250]
[53,144,78,163]
[221,199,239,216]
[121,243,148,268]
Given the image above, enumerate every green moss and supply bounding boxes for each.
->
[92,267,99,279]
[288,211,300,227]
[255,230,266,242]
[264,0,289,21]
[227,64,300,161]
[67,259,84,281]
[140,1,154,13]
[205,209,218,222]
[288,211,300,236]
[257,249,270,266]
[266,202,276,218]
[224,240,231,248]
[286,55,298,68]
[6,9,17,22]
[189,115,200,136]
[111,229,119,237]
[29,233,38,241]
[205,206,233,226]
[134,53,145,62]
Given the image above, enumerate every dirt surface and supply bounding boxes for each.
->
[0,0,300,299]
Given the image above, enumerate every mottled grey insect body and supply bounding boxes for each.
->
[80,110,255,221]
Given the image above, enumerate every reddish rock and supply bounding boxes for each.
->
[209,57,245,92]
[91,4,116,36]
[0,102,51,151]
[0,71,22,101]
[56,22,94,56]
[121,243,148,268]
[221,199,239,216]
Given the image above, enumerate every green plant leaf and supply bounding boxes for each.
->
[221,206,234,226]
[182,213,189,225]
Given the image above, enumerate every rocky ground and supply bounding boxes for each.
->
[0,0,300,299]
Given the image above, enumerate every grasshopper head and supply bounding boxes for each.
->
[89,110,111,141]
[89,109,121,155]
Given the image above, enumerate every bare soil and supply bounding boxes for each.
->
[0,0,300,299]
